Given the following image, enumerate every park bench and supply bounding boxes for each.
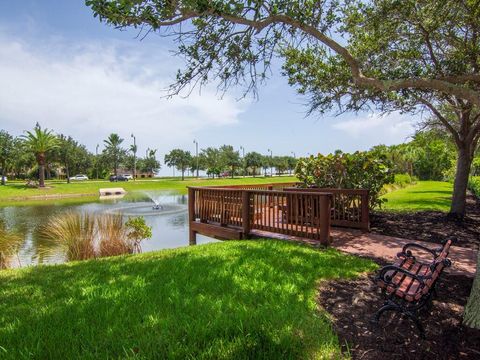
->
[371,239,453,338]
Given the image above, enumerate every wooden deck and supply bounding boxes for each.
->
[188,183,370,245]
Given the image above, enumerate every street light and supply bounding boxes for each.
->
[193,139,199,178]
[240,146,245,177]
[291,151,296,159]
[268,148,273,177]
[95,144,99,180]
[131,134,136,181]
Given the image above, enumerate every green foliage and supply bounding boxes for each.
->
[164,149,192,180]
[244,151,263,177]
[0,130,15,185]
[295,151,394,209]
[469,177,480,198]
[125,216,152,251]
[0,240,375,359]
[102,133,126,176]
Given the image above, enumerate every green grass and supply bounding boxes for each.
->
[381,181,452,212]
[0,176,297,204]
[0,240,375,359]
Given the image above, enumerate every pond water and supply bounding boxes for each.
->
[0,191,216,268]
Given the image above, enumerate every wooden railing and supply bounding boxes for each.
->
[189,186,332,244]
[188,184,370,245]
[283,188,370,230]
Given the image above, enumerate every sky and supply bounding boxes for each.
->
[0,1,417,175]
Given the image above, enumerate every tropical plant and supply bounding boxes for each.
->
[125,216,152,253]
[103,133,126,176]
[21,124,59,187]
[295,151,394,209]
[164,149,192,180]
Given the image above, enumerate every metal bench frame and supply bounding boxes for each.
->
[370,239,453,338]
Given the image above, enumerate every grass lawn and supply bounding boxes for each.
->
[0,240,375,359]
[0,176,297,204]
[381,181,452,212]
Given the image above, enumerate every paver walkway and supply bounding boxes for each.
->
[251,228,477,277]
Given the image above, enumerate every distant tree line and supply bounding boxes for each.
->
[164,146,297,180]
[0,125,161,187]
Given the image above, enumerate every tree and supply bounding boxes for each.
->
[56,135,92,183]
[0,130,15,185]
[142,149,161,175]
[21,125,59,187]
[88,0,480,217]
[219,145,241,178]
[199,147,222,178]
[244,152,263,177]
[103,133,125,176]
[164,149,192,180]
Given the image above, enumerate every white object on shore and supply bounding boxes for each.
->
[99,188,127,197]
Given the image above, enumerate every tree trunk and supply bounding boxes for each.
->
[464,251,480,329]
[181,169,185,180]
[66,164,70,184]
[39,164,45,187]
[450,146,473,217]
[1,161,5,185]
[37,153,46,187]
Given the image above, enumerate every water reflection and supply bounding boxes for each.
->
[0,191,216,268]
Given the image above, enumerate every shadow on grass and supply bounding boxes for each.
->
[0,240,375,359]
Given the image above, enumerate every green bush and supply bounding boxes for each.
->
[295,151,394,209]
[469,176,480,198]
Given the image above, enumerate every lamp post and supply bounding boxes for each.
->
[95,144,99,180]
[193,139,199,178]
[268,148,273,177]
[290,151,296,175]
[131,134,136,181]
[240,146,245,177]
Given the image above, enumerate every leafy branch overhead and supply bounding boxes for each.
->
[86,0,480,106]
[86,0,480,217]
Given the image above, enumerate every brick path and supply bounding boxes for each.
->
[251,228,478,277]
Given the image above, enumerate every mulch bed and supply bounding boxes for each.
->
[370,193,480,249]
[318,271,480,359]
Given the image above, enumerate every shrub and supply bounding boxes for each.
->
[469,176,480,198]
[43,213,152,261]
[295,151,394,209]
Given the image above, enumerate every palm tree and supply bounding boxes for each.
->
[22,125,59,187]
[103,133,125,176]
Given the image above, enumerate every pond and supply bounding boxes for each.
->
[0,191,216,268]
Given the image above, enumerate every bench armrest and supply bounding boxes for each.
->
[375,265,431,287]
[397,243,441,260]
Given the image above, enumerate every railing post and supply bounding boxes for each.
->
[319,194,332,245]
[361,190,370,231]
[188,187,197,245]
[242,190,251,239]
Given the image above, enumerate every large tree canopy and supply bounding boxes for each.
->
[87,0,480,216]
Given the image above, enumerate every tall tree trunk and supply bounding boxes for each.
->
[181,168,185,180]
[37,153,46,187]
[450,146,473,217]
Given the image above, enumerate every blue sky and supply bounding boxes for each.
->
[0,1,417,175]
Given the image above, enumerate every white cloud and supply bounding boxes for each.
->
[331,113,414,140]
[0,32,247,154]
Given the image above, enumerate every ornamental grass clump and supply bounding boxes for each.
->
[43,212,151,262]
[0,222,23,269]
[43,211,96,261]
